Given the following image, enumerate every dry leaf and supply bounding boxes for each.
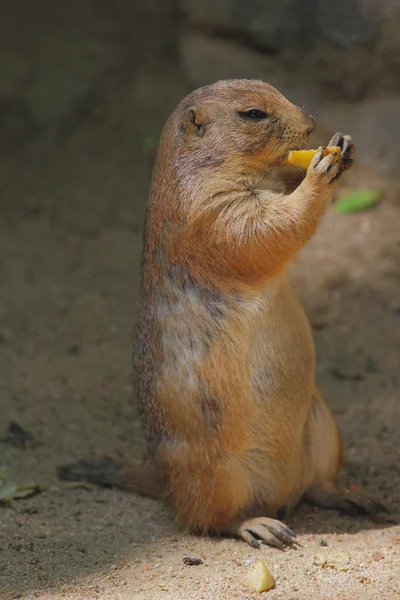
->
[314,551,351,572]
[63,481,94,491]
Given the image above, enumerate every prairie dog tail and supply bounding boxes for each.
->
[57,457,163,500]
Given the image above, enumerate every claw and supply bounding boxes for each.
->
[326,133,355,176]
[327,155,340,172]
[341,138,352,160]
[341,158,354,169]
[237,517,297,549]
[330,132,344,148]
[264,535,285,550]
[268,524,290,541]
[241,529,261,549]
[310,146,326,169]
[281,524,297,538]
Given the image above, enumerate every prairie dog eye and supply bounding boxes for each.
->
[238,109,269,120]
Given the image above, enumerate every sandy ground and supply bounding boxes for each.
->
[0,118,399,600]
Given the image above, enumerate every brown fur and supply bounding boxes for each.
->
[59,79,387,547]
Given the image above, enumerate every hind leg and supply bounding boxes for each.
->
[303,389,388,516]
[306,480,387,516]
[160,442,297,549]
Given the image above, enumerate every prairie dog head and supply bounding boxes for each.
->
[168,79,315,176]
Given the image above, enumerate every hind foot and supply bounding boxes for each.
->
[232,517,298,549]
[305,481,388,516]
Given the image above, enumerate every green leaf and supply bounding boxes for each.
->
[0,483,19,500]
[334,189,381,214]
[0,471,45,512]
[13,483,45,499]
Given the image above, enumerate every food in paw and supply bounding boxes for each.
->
[284,146,341,170]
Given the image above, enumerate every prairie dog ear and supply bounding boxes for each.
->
[187,107,207,138]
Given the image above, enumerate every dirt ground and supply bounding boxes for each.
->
[1,105,400,600]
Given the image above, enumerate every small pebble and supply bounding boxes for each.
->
[183,556,203,566]
[371,552,384,561]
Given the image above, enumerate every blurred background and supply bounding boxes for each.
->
[1,1,399,598]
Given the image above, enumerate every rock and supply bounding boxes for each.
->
[182,0,309,50]
[315,0,379,48]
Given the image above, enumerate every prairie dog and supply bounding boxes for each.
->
[59,79,386,548]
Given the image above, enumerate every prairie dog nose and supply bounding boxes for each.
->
[302,110,316,134]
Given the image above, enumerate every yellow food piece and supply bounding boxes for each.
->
[284,146,341,169]
[245,559,275,593]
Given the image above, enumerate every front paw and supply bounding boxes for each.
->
[329,132,355,175]
[307,145,340,185]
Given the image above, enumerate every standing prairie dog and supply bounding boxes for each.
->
[59,79,387,548]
